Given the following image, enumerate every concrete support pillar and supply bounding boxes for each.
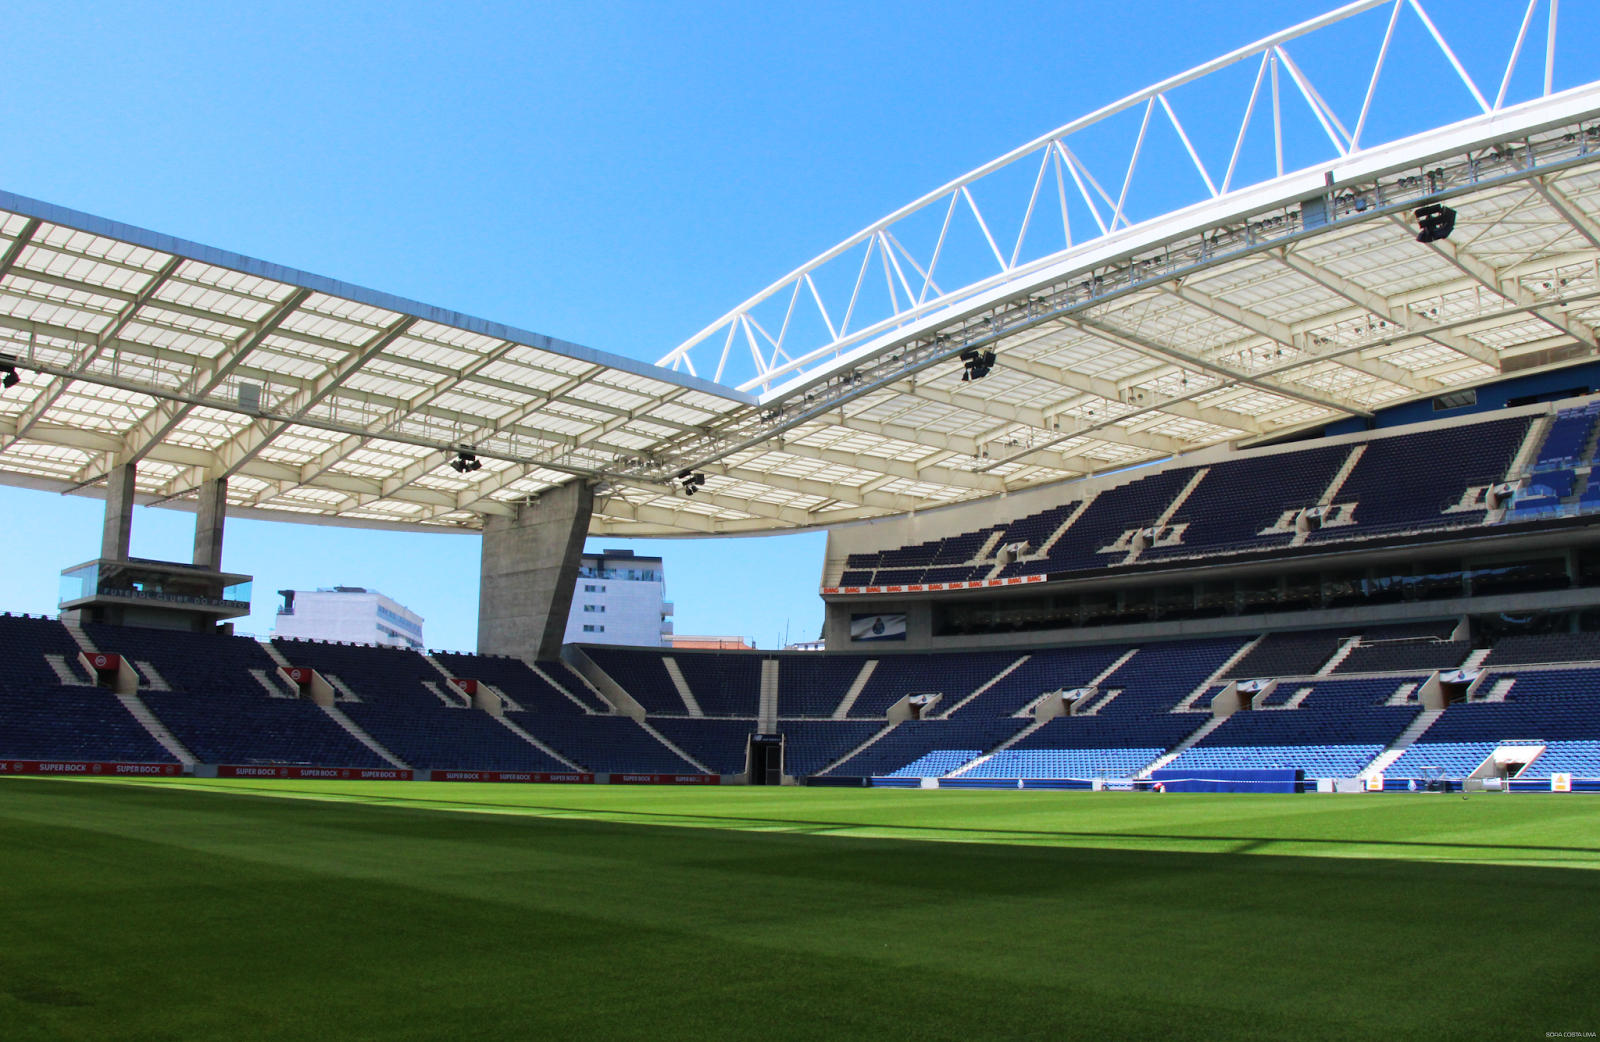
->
[478,480,593,662]
[101,461,137,561]
[193,477,227,571]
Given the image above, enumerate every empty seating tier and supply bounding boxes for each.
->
[834,413,1535,589]
[4,615,1600,784]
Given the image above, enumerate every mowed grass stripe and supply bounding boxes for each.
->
[1,778,1598,1041]
[47,775,1600,869]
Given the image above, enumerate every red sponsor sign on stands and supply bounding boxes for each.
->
[0,761,180,776]
[613,773,722,785]
[434,771,594,784]
[822,574,1047,596]
[217,765,414,780]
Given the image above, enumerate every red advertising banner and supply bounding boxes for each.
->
[612,773,722,785]
[432,770,594,784]
[0,760,181,777]
[217,765,414,780]
[821,574,1049,595]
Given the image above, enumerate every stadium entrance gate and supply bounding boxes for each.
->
[747,734,784,785]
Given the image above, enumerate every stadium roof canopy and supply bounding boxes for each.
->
[2,0,1599,536]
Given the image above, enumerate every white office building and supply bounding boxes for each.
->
[563,549,672,647]
[272,587,425,649]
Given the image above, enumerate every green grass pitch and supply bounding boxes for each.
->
[2,777,1597,1041]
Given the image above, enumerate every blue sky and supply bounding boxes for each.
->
[0,0,1585,648]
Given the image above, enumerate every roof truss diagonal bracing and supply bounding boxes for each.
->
[3,1,1600,537]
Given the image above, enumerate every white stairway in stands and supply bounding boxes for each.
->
[944,719,1046,778]
[61,619,98,654]
[539,663,604,714]
[662,658,704,717]
[116,692,197,767]
[495,716,584,770]
[758,660,779,732]
[59,614,196,765]
[832,661,878,719]
[44,655,89,686]
[940,655,1031,718]
[1361,709,1445,779]
[257,639,293,668]
[1173,639,1258,712]
[1291,445,1366,548]
[636,720,714,774]
[321,705,410,769]
[1317,638,1361,675]
[1137,717,1227,778]
[819,722,898,775]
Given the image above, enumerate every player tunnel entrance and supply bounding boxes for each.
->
[747,733,784,785]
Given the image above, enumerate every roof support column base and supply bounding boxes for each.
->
[478,480,594,662]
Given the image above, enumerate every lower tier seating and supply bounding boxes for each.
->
[3,615,1600,783]
[0,685,177,763]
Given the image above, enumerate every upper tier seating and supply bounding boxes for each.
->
[518,714,699,774]
[1359,620,1459,642]
[1532,402,1600,469]
[946,643,1133,717]
[665,653,762,717]
[781,720,887,776]
[839,414,1533,589]
[1022,467,1200,575]
[1307,417,1529,542]
[648,718,758,774]
[585,649,761,717]
[432,653,610,713]
[1482,633,1600,666]
[846,651,1018,718]
[778,655,871,717]
[1332,641,1471,674]
[1141,444,1350,562]
[1224,631,1346,679]
[584,649,684,715]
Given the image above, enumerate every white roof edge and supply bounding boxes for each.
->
[0,188,756,407]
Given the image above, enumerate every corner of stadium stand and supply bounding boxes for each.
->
[5,3,1600,793]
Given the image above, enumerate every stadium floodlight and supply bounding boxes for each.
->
[0,354,18,389]
[450,451,482,473]
[1414,203,1457,243]
[960,349,996,382]
[680,472,707,496]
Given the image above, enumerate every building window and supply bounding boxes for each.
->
[583,604,606,613]
[1433,388,1477,411]
[582,624,604,633]
[584,585,596,592]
